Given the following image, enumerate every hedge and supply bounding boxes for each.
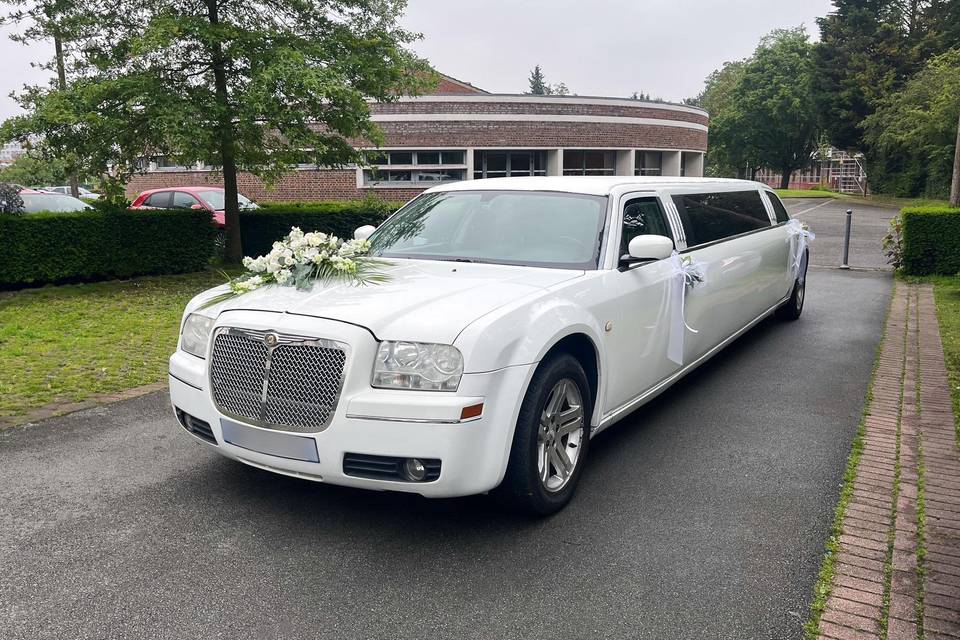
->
[901,206,960,275]
[240,200,402,257]
[0,209,216,287]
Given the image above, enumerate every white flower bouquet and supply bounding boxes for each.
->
[202,227,389,307]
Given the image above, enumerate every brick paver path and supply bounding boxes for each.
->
[818,282,960,640]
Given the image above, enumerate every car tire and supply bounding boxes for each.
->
[776,250,808,321]
[496,353,592,516]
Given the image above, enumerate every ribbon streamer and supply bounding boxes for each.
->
[666,251,707,366]
[786,219,815,283]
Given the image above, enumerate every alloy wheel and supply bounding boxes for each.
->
[537,378,585,492]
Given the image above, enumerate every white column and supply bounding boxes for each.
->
[465,148,475,180]
[547,149,563,176]
[616,150,635,176]
[662,150,682,177]
[686,152,704,177]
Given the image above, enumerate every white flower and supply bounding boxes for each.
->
[230,226,382,297]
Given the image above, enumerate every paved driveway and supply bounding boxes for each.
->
[783,197,896,270]
[0,199,895,639]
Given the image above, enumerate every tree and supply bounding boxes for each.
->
[691,60,757,177]
[525,65,570,96]
[1,0,97,197]
[951,111,959,206]
[862,48,960,199]
[527,65,548,95]
[1,0,433,259]
[735,28,819,188]
[812,0,960,152]
[0,152,69,186]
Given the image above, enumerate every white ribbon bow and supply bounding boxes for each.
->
[667,251,707,366]
[786,219,815,283]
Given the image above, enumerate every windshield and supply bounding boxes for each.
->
[370,190,608,269]
[21,194,92,213]
[197,190,256,210]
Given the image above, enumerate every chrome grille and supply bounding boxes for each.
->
[209,329,347,433]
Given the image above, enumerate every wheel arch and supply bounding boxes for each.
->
[538,332,601,427]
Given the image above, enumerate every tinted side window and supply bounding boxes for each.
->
[672,190,771,245]
[766,192,791,223]
[172,191,199,209]
[620,197,673,258]
[145,192,172,208]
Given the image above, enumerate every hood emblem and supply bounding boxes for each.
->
[264,333,279,348]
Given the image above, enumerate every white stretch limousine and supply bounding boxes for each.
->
[169,177,809,514]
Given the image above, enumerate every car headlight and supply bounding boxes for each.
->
[180,313,215,358]
[372,341,463,391]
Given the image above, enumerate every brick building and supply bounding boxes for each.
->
[125,74,709,202]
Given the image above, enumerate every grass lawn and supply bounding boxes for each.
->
[838,193,951,209]
[775,188,839,199]
[0,270,228,420]
[774,189,950,208]
[929,274,960,444]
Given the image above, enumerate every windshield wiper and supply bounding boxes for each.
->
[439,257,477,263]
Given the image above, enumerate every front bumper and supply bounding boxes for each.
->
[168,326,534,498]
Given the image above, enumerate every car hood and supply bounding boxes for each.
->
[203,259,583,343]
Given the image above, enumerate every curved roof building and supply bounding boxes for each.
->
[127,74,708,201]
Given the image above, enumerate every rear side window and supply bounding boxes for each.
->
[144,192,172,208]
[672,190,771,246]
[766,192,791,223]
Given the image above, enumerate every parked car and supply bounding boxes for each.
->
[19,189,94,213]
[43,185,101,199]
[129,186,258,228]
[169,177,808,514]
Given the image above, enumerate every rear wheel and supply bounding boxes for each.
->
[496,354,592,515]
[776,250,808,321]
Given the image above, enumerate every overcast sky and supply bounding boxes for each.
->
[0,0,835,120]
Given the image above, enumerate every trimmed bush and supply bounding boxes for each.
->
[240,200,402,257]
[901,206,960,275]
[0,209,216,287]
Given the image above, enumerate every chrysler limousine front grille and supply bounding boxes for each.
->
[209,328,347,433]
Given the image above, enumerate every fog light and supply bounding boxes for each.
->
[403,458,427,482]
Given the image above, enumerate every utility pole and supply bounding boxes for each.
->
[54,31,79,199]
[951,112,960,208]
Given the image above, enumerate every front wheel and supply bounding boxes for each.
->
[496,354,592,515]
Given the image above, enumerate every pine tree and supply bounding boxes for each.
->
[527,65,549,95]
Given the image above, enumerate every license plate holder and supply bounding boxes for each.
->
[220,418,319,463]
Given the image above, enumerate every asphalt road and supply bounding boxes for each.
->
[0,200,895,639]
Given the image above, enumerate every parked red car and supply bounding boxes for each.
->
[129,186,258,228]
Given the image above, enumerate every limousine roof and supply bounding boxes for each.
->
[425,176,770,197]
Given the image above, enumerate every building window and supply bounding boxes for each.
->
[563,150,616,176]
[141,156,191,172]
[473,150,547,179]
[635,151,663,176]
[362,150,467,186]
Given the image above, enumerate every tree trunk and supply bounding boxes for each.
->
[779,167,792,190]
[54,33,80,200]
[207,0,242,261]
[950,112,960,208]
